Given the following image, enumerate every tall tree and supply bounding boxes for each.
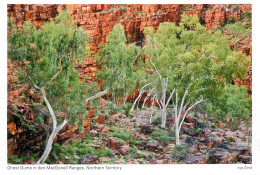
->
[8,11,104,164]
[96,24,141,105]
[139,15,250,145]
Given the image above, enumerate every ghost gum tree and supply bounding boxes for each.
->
[96,24,141,105]
[8,11,105,164]
[141,15,250,145]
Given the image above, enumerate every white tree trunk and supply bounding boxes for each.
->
[130,83,151,112]
[36,87,108,164]
[174,92,181,145]
[37,119,67,164]
[37,87,68,164]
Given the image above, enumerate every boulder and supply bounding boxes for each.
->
[146,141,159,151]
[208,148,234,164]
[183,154,208,164]
[141,125,154,134]
[106,137,119,149]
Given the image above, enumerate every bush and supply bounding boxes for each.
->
[153,116,161,125]
[159,135,171,142]
[210,123,217,129]
[120,6,127,11]
[109,132,133,141]
[243,11,252,20]
[227,17,236,24]
[173,145,187,160]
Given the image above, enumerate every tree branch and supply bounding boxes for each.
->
[178,98,205,133]
[86,88,108,103]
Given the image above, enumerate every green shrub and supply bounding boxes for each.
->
[153,116,161,125]
[129,139,136,146]
[233,5,239,11]
[210,123,217,129]
[106,160,114,164]
[109,132,132,141]
[227,17,236,24]
[173,145,187,159]
[120,6,127,11]
[243,11,252,19]
[35,116,44,124]
[159,135,171,142]
[137,153,146,158]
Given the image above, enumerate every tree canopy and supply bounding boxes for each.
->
[8,10,94,163]
[139,15,250,144]
[96,24,141,105]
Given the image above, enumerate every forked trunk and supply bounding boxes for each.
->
[37,119,67,164]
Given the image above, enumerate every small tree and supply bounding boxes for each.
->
[138,15,249,145]
[205,85,251,129]
[96,24,141,105]
[8,11,103,164]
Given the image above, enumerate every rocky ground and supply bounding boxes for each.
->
[30,106,251,165]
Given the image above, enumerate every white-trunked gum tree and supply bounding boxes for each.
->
[139,15,249,145]
[8,11,107,164]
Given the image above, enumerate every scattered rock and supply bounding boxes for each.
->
[237,155,252,164]
[130,132,139,140]
[146,141,159,151]
[208,148,233,164]
[149,159,158,164]
[111,149,120,155]
[218,143,229,149]
[93,123,104,132]
[80,154,98,164]
[183,154,208,164]
[141,125,154,134]
[89,129,98,135]
[100,157,111,162]
[185,137,196,146]
[100,133,109,138]
[112,113,126,118]
[94,113,105,124]
[106,137,119,149]
[118,146,130,155]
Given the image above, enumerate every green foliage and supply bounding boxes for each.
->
[173,145,187,159]
[210,85,251,129]
[223,21,252,46]
[233,5,239,11]
[96,24,141,104]
[137,11,144,15]
[227,17,236,24]
[127,36,132,42]
[141,14,249,122]
[128,16,133,19]
[50,140,114,163]
[108,132,133,141]
[35,116,45,124]
[153,116,161,125]
[243,11,252,19]
[8,11,95,131]
[8,155,38,164]
[120,5,127,11]
[151,127,171,142]
[210,123,217,129]
[159,135,171,142]
[129,139,137,146]
[136,153,146,158]
[122,102,132,116]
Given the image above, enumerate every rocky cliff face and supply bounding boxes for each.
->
[7,4,252,156]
